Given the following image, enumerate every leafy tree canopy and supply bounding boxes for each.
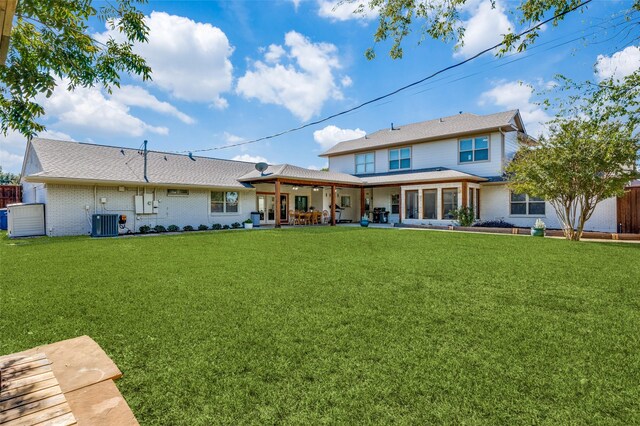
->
[348,0,639,59]
[506,73,640,240]
[0,165,20,184]
[1,0,151,138]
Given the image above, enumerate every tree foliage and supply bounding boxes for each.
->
[0,165,20,184]
[506,73,639,240]
[0,0,151,138]
[349,0,638,59]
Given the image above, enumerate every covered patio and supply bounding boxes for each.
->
[238,164,363,227]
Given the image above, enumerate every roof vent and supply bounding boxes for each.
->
[459,111,463,114]
[439,118,444,123]
[390,123,395,131]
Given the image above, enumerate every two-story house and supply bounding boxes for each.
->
[319,109,617,232]
[16,109,618,236]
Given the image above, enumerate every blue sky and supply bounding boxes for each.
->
[2,0,639,173]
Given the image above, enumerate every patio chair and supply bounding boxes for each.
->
[288,210,296,225]
[322,210,329,224]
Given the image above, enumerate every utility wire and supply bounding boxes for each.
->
[176,0,593,154]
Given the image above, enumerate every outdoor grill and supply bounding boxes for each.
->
[373,208,389,224]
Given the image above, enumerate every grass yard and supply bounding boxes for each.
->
[1,227,639,425]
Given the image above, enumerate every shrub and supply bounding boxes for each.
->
[473,220,515,228]
[231,222,241,229]
[153,225,167,233]
[139,225,151,234]
[183,225,194,231]
[211,223,222,230]
[198,224,209,231]
[222,224,230,230]
[167,225,180,232]
[450,207,475,227]
[243,219,253,224]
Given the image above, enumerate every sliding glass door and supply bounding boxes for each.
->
[405,190,418,219]
[422,189,437,219]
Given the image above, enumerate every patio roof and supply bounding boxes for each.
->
[360,168,486,186]
[238,163,362,186]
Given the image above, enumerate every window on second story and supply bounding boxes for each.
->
[355,152,374,174]
[389,147,411,170]
[459,136,489,163]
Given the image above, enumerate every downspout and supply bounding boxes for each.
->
[94,185,97,213]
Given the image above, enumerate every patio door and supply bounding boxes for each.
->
[257,194,275,224]
[405,190,419,219]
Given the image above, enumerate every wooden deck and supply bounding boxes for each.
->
[0,336,137,425]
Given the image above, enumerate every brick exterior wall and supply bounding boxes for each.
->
[43,184,256,236]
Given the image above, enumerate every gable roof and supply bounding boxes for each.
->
[321,110,524,157]
[238,163,362,185]
[23,138,258,189]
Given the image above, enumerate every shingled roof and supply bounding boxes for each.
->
[238,163,362,185]
[23,138,257,189]
[321,110,524,157]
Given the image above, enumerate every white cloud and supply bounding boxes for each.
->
[39,78,168,137]
[110,85,195,124]
[223,132,244,144]
[39,130,74,141]
[454,0,514,59]
[97,12,233,106]
[264,44,286,63]
[479,80,550,138]
[595,46,640,81]
[0,149,23,171]
[290,0,302,10]
[317,0,377,21]
[313,125,366,150]
[341,76,353,87]
[232,154,268,163]
[237,31,347,121]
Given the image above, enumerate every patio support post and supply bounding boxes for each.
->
[275,179,281,228]
[360,187,365,219]
[331,185,336,226]
[461,182,468,208]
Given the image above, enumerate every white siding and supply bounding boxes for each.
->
[503,130,519,164]
[371,187,401,224]
[43,184,256,236]
[327,132,505,177]
[480,184,618,232]
[328,155,354,174]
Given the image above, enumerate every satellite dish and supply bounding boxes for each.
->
[255,162,268,175]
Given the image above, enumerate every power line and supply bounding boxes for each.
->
[176,0,593,154]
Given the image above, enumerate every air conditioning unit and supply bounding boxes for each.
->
[91,214,119,237]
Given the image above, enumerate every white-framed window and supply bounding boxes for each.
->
[510,192,545,215]
[442,188,458,219]
[340,195,351,208]
[389,147,411,170]
[355,152,374,174]
[211,191,239,213]
[459,136,489,163]
[391,194,400,214]
[167,188,189,196]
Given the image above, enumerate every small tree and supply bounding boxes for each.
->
[506,118,638,240]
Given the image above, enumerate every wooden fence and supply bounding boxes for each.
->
[617,187,640,234]
[0,184,21,208]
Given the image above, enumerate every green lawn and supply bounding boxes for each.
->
[1,228,639,425]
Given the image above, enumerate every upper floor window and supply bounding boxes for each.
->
[355,152,374,174]
[211,191,239,213]
[459,136,489,163]
[510,192,545,215]
[389,147,411,170]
